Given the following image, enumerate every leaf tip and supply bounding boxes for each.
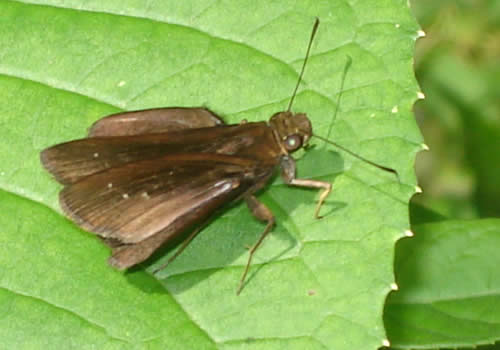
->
[404,229,414,237]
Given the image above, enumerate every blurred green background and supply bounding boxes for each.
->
[410,0,500,220]
[402,1,499,348]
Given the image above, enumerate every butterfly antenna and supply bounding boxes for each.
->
[308,55,398,180]
[312,134,400,182]
[287,18,320,112]
[326,55,352,140]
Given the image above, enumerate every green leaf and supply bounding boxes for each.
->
[0,1,421,349]
[385,219,500,349]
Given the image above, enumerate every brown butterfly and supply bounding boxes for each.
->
[40,19,395,294]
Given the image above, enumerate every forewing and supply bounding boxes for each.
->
[88,107,224,137]
[40,122,271,185]
[59,154,267,244]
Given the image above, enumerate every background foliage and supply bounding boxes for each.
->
[410,0,500,219]
[386,0,500,349]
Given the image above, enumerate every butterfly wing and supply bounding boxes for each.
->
[60,153,265,243]
[59,153,276,268]
[88,107,224,137]
[40,122,272,185]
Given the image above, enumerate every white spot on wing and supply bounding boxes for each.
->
[221,183,232,191]
[391,106,398,113]
[120,117,138,122]
[122,193,129,199]
[108,183,113,188]
[141,192,150,199]
[118,81,126,87]
[93,152,99,158]
[213,179,239,192]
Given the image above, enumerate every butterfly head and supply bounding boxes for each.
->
[269,111,312,153]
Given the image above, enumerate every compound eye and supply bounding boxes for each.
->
[284,134,302,152]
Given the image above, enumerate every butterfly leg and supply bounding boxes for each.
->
[108,223,205,272]
[280,155,332,219]
[151,225,205,274]
[237,195,275,295]
[288,178,331,219]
